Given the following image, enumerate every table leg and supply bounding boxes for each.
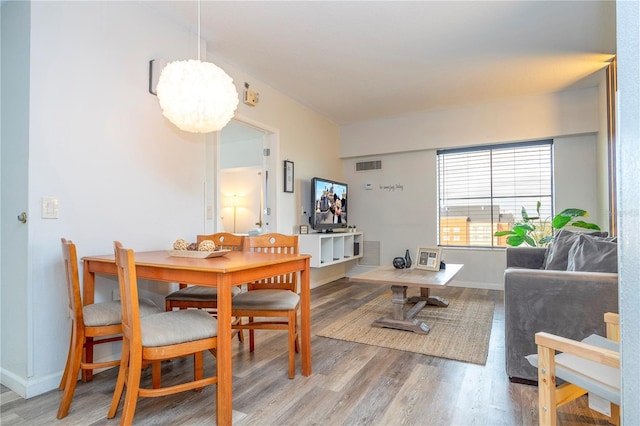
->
[217,276,232,426]
[300,258,312,376]
[390,285,408,320]
[371,285,430,334]
[407,287,449,307]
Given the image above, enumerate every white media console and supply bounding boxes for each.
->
[298,232,363,268]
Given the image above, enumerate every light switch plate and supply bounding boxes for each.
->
[42,196,59,219]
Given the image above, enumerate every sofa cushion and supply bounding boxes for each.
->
[567,234,618,273]
[544,229,608,271]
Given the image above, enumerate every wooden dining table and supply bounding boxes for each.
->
[82,249,312,426]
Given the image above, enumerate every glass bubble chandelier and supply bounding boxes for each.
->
[156,1,238,133]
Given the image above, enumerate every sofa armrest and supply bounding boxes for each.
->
[504,268,618,382]
[506,247,546,269]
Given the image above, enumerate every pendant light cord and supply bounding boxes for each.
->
[197,0,201,61]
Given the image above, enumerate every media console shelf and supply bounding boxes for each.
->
[298,232,363,268]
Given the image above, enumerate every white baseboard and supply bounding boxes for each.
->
[346,264,376,277]
[0,368,60,399]
[310,271,350,288]
[450,279,503,291]
[1,368,27,398]
[1,357,119,399]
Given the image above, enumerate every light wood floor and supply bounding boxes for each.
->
[1,279,608,425]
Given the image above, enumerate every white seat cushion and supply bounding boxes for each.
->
[141,309,217,347]
[83,298,161,327]
[526,334,620,405]
[165,285,241,302]
[232,289,300,311]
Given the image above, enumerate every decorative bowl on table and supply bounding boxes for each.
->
[167,238,230,258]
[166,249,231,259]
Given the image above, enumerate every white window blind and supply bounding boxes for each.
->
[437,141,553,247]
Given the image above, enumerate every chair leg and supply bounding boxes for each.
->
[294,315,300,354]
[288,310,296,379]
[108,340,130,419]
[249,317,255,352]
[120,348,143,426]
[57,328,83,419]
[83,336,95,382]
[58,325,74,391]
[537,345,557,426]
[236,319,244,342]
[194,351,204,391]
[152,361,162,389]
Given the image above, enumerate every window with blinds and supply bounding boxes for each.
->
[437,141,553,247]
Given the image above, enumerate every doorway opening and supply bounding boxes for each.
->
[218,120,276,234]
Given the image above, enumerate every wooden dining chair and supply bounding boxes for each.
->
[57,238,161,419]
[108,241,218,425]
[165,233,245,341]
[165,233,244,312]
[232,233,301,378]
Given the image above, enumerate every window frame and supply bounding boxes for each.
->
[437,140,554,248]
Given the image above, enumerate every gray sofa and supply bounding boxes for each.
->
[504,246,618,382]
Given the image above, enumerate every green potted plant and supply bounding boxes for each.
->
[494,202,600,247]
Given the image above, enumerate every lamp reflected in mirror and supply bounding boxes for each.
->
[232,195,238,233]
[223,194,243,234]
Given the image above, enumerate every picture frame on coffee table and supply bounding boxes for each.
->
[415,247,441,271]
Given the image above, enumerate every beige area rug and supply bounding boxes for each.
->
[317,287,495,365]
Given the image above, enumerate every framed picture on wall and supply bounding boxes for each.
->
[415,247,442,271]
[284,160,294,193]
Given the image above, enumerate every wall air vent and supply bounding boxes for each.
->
[355,160,382,172]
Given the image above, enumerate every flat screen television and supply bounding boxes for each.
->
[311,177,348,232]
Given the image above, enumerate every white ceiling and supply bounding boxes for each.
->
[145,1,616,125]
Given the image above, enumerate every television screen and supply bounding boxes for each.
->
[311,177,348,232]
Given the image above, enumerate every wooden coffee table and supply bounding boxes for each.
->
[351,263,463,334]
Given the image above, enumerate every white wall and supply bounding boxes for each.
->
[617,0,640,420]
[0,1,341,398]
[342,88,605,289]
[554,134,600,226]
[341,88,600,157]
